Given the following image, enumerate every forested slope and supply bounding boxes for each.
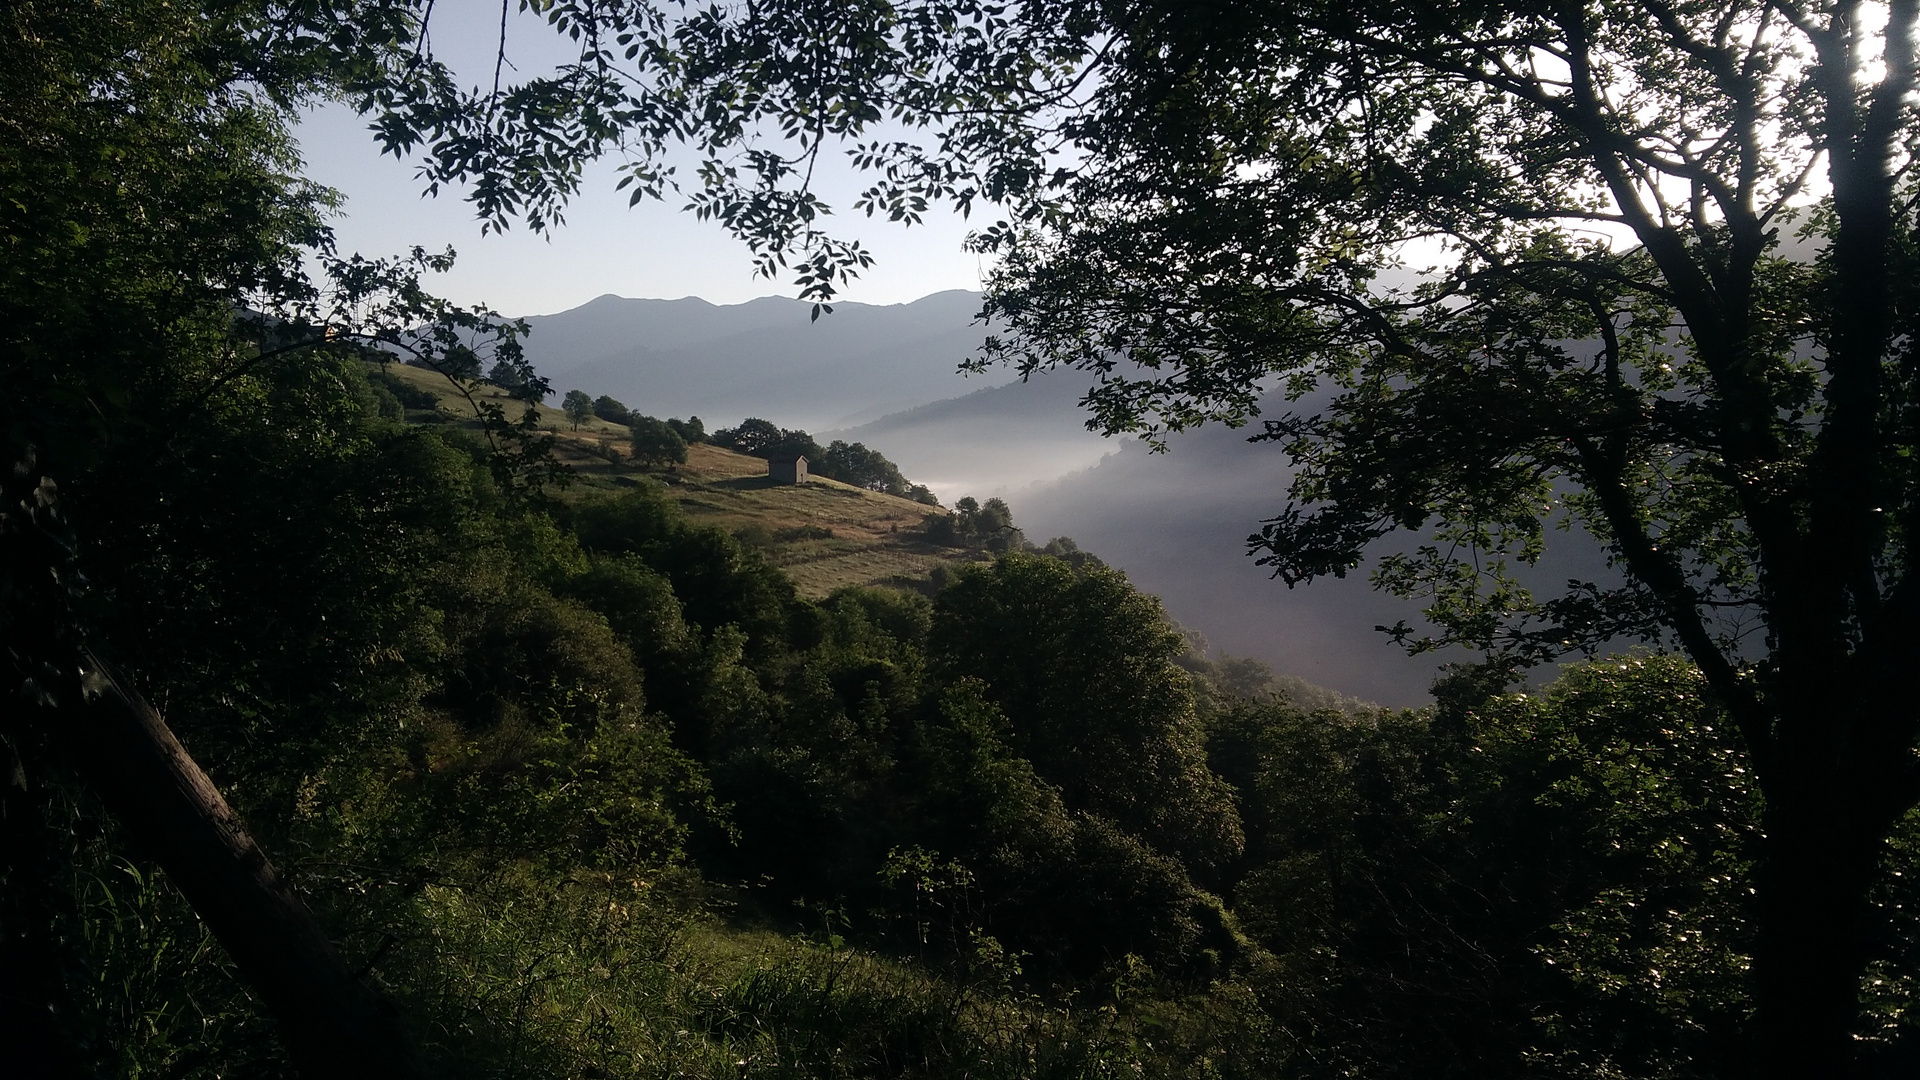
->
[12,350,1920,1077]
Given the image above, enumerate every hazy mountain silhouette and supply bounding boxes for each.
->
[832,380,1630,707]
[1014,424,1633,707]
[519,290,1005,431]
[1005,427,1455,707]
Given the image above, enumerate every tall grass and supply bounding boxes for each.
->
[25,800,1284,1079]
[385,865,1238,1080]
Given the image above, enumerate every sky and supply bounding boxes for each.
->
[297,103,989,316]
[292,0,990,317]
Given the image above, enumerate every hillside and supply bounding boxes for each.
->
[374,362,981,596]
[379,360,1485,706]
[1014,424,1631,707]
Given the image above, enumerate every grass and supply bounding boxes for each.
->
[380,867,1228,1080]
[373,363,978,596]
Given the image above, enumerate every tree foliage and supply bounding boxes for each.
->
[562,388,594,428]
[628,414,689,467]
[953,5,1920,1072]
[926,496,1024,550]
[593,394,631,425]
[815,439,936,502]
[666,415,706,444]
[712,417,821,462]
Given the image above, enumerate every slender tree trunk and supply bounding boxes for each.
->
[6,449,428,1077]
[53,654,430,1080]
[9,443,430,1068]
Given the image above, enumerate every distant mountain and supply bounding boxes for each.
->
[821,378,1441,704]
[1010,422,1630,708]
[518,290,1007,432]
[828,375,1630,707]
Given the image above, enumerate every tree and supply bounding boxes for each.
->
[2,1,538,1071]
[1209,655,1795,1077]
[711,418,821,462]
[930,554,1242,884]
[1038,536,1104,570]
[711,417,782,456]
[666,415,705,444]
[929,496,1027,552]
[562,389,594,429]
[486,358,540,402]
[814,439,930,497]
[628,415,689,467]
[957,6,1920,1075]
[593,394,631,425]
[763,429,824,464]
[485,358,522,389]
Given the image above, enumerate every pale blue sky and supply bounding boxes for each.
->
[295,99,988,317]
[294,0,991,316]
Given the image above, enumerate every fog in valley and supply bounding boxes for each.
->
[523,290,1635,706]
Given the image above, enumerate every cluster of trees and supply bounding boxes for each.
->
[921,498,1108,570]
[558,390,705,467]
[623,415,685,466]
[713,418,937,503]
[593,394,637,426]
[625,414,703,467]
[923,496,1022,551]
[711,417,817,460]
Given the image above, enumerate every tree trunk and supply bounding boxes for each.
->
[55,653,430,1080]
[1750,783,1886,1080]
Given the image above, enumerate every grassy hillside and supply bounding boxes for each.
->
[372,362,982,596]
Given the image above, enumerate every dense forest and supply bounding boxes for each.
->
[10,0,1920,1077]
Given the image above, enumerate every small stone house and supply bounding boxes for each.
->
[769,455,808,484]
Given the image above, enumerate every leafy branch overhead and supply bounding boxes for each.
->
[951,7,1920,1078]
[330,0,1105,305]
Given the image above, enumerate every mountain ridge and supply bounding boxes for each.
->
[518,290,1004,432]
